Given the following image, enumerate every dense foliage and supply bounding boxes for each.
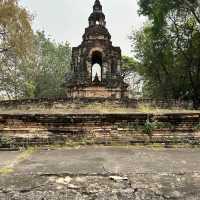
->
[0,0,34,99]
[121,56,143,97]
[132,0,200,107]
[0,1,71,99]
[32,32,71,98]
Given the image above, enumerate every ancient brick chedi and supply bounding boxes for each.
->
[64,0,128,98]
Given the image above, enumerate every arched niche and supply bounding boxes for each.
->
[91,51,102,66]
[91,51,102,82]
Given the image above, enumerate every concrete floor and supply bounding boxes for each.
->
[12,147,200,174]
[1,146,200,199]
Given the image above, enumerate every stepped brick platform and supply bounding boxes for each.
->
[0,97,195,111]
[0,97,136,110]
[0,113,200,148]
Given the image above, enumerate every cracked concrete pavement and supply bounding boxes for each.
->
[1,146,200,199]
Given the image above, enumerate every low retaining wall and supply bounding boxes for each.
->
[0,97,195,110]
[0,113,200,148]
[0,97,135,109]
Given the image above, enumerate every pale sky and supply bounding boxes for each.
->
[19,0,146,56]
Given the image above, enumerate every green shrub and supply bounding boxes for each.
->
[0,136,16,148]
[143,119,155,136]
[194,123,200,131]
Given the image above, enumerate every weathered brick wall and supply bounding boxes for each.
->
[67,86,123,99]
[138,99,194,109]
[0,97,195,111]
[0,97,135,110]
[0,113,200,148]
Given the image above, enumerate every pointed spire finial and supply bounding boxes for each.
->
[95,0,101,4]
[93,0,102,12]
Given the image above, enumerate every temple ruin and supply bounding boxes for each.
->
[64,0,128,98]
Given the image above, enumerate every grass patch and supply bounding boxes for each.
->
[82,102,130,113]
[0,167,14,175]
[0,101,198,114]
[136,103,198,114]
[0,102,132,114]
[17,147,36,162]
[0,147,37,175]
[137,104,156,113]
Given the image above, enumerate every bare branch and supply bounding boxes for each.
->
[181,0,200,25]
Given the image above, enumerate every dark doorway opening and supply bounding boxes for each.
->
[91,51,102,82]
[92,51,102,66]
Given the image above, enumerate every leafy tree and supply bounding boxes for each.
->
[0,0,34,99]
[121,56,143,97]
[0,1,71,99]
[138,0,200,29]
[133,0,200,107]
[121,56,138,73]
[33,31,71,98]
[0,0,33,55]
